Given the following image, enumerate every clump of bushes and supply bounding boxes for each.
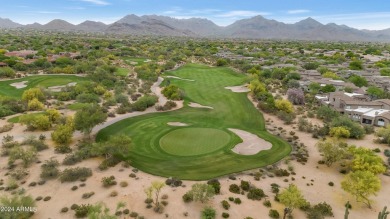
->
[221,200,230,210]
[155,101,177,111]
[59,167,92,182]
[40,159,60,180]
[269,209,280,219]
[247,188,266,200]
[229,184,240,194]
[82,192,95,199]
[165,177,182,187]
[101,176,117,187]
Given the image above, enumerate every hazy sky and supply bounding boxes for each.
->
[2,0,390,30]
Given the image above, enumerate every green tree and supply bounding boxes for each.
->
[275,99,294,114]
[87,202,125,219]
[19,114,51,131]
[321,84,336,93]
[97,134,132,160]
[329,126,350,139]
[144,181,165,212]
[367,86,385,99]
[348,147,387,175]
[74,104,107,138]
[51,123,74,145]
[316,138,348,166]
[22,88,45,102]
[349,60,363,70]
[308,82,321,95]
[186,183,216,203]
[201,206,216,219]
[249,79,266,95]
[278,184,308,216]
[349,75,368,87]
[323,71,340,80]
[331,116,365,139]
[45,109,61,124]
[375,125,390,145]
[27,98,45,111]
[162,84,182,100]
[0,194,36,219]
[341,170,380,208]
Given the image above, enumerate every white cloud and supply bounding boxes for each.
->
[80,0,110,6]
[216,10,271,18]
[287,9,310,14]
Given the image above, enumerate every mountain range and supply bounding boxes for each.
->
[1,15,390,41]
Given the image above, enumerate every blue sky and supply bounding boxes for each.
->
[1,0,390,30]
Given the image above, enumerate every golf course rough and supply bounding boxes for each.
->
[96,64,291,180]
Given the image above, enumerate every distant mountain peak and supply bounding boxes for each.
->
[295,17,323,27]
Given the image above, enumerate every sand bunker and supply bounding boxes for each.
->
[188,102,213,109]
[225,85,250,93]
[48,82,77,92]
[229,128,272,155]
[10,81,28,89]
[165,76,195,81]
[167,122,189,127]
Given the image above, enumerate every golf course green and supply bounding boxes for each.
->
[0,75,88,98]
[96,64,291,180]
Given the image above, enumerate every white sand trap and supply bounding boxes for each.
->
[48,82,77,92]
[229,128,272,155]
[10,81,28,89]
[225,85,250,93]
[188,102,213,109]
[166,76,195,81]
[167,122,189,126]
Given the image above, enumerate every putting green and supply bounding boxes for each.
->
[160,128,231,156]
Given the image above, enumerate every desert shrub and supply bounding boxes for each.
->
[131,95,158,111]
[60,167,92,182]
[101,176,117,187]
[8,146,37,168]
[384,149,390,157]
[373,148,381,153]
[10,168,29,180]
[269,209,280,218]
[274,169,290,177]
[306,202,334,219]
[222,212,230,218]
[240,180,250,191]
[130,211,138,217]
[165,177,182,187]
[182,193,193,203]
[74,204,92,218]
[120,181,128,187]
[161,200,168,206]
[201,206,216,219]
[0,123,14,133]
[263,200,272,207]
[82,192,95,199]
[229,184,240,194]
[40,159,60,180]
[221,200,230,210]
[21,137,48,151]
[62,154,82,165]
[0,194,36,219]
[271,183,280,194]
[110,191,118,197]
[35,196,42,201]
[71,186,78,191]
[277,111,296,124]
[207,179,221,194]
[363,125,375,134]
[55,144,72,154]
[61,207,69,213]
[234,198,241,204]
[328,182,334,186]
[247,188,266,200]
[43,196,51,201]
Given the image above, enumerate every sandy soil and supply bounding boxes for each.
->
[225,85,250,93]
[188,102,213,109]
[229,128,272,155]
[167,122,189,127]
[10,81,28,89]
[47,82,77,92]
[165,76,195,82]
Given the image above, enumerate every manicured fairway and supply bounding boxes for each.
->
[160,128,231,156]
[0,75,88,98]
[96,64,291,180]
